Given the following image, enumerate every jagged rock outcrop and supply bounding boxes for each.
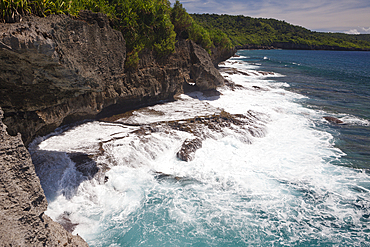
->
[323,116,344,124]
[210,45,237,68]
[0,11,126,145]
[104,110,266,163]
[0,11,233,245]
[0,11,227,145]
[177,138,203,161]
[0,107,88,246]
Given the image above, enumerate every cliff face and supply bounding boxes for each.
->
[0,11,233,246]
[0,11,228,145]
[0,107,88,246]
[0,11,126,145]
[210,45,237,68]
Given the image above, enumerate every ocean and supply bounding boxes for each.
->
[29,49,370,246]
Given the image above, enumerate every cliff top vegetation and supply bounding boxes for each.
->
[0,0,232,67]
[2,0,368,66]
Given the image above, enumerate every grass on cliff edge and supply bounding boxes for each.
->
[0,0,233,68]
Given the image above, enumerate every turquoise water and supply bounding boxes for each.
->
[31,50,370,246]
[240,49,370,169]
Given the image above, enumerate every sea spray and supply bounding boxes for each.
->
[30,52,370,246]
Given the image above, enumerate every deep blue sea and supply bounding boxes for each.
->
[31,49,370,246]
[241,49,370,169]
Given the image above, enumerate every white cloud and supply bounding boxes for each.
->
[360,27,370,33]
[345,29,360,34]
[344,27,370,34]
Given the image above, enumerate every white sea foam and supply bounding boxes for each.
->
[340,115,370,126]
[31,55,370,246]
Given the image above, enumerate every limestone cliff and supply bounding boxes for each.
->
[0,11,126,145]
[0,11,228,146]
[0,11,234,246]
[0,107,88,246]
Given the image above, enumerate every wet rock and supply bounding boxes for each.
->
[177,138,203,161]
[114,110,266,162]
[68,152,99,178]
[0,13,227,146]
[224,80,245,91]
[323,116,344,124]
[257,71,275,76]
[0,11,126,145]
[202,89,222,97]
[57,212,78,233]
[220,67,275,78]
[0,107,88,246]
[154,171,181,181]
[153,171,200,185]
[0,10,233,246]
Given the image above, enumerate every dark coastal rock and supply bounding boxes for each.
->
[153,171,200,185]
[323,116,344,124]
[220,67,274,77]
[0,12,227,146]
[188,40,225,90]
[220,67,250,76]
[68,152,99,178]
[0,11,126,145]
[210,45,237,68]
[0,107,88,246]
[154,171,182,181]
[177,138,203,161]
[57,212,79,233]
[106,110,266,162]
[0,12,232,245]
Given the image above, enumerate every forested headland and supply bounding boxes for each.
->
[1,0,369,59]
[191,14,370,51]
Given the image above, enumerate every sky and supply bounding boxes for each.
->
[171,0,370,34]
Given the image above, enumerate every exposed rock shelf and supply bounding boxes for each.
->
[0,11,232,146]
[0,11,235,245]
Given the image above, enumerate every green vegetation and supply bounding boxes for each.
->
[0,0,115,21]
[170,0,232,54]
[111,0,176,67]
[0,0,232,68]
[4,0,367,68]
[191,14,370,50]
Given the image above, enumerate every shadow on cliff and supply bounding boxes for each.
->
[32,150,98,203]
[183,83,222,101]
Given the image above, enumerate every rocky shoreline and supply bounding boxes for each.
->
[0,11,235,245]
[0,108,88,246]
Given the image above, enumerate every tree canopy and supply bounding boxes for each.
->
[1,0,233,67]
[191,14,370,50]
[2,0,368,69]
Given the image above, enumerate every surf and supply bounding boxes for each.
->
[30,52,370,246]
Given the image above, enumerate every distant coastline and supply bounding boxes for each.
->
[191,14,370,52]
[236,43,370,51]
